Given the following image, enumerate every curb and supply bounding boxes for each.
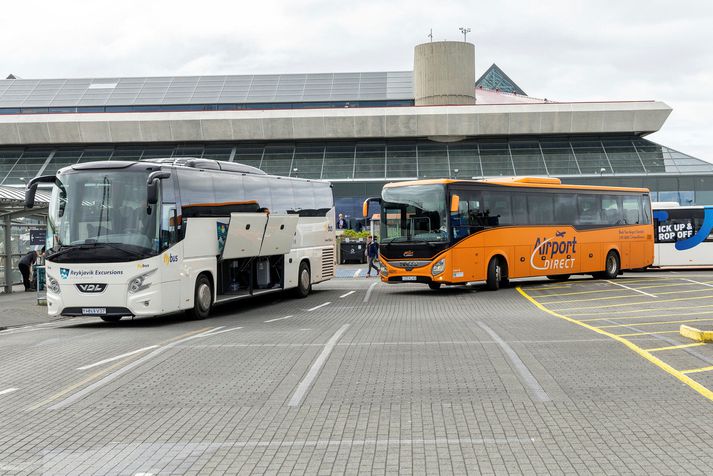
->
[680,325,713,343]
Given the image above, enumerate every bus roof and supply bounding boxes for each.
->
[383,177,650,193]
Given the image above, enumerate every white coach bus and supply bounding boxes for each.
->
[25,158,335,321]
[652,202,713,267]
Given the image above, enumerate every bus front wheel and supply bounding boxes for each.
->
[594,251,620,280]
[188,274,212,320]
[486,257,503,291]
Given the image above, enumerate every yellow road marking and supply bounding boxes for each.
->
[28,326,213,411]
[569,303,713,317]
[616,330,681,337]
[596,317,713,329]
[645,343,705,352]
[581,309,713,323]
[555,295,713,312]
[531,288,636,298]
[681,366,713,375]
[516,287,713,403]
[539,287,712,305]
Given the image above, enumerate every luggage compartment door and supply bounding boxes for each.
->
[259,214,299,256]
[221,213,268,260]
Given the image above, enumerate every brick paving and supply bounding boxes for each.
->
[0,272,712,474]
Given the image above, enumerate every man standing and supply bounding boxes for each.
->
[365,236,379,278]
[18,247,41,291]
[336,213,347,230]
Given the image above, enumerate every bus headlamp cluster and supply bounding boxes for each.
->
[128,269,156,294]
[431,258,446,276]
[47,275,61,294]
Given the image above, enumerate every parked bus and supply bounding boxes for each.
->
[363,177,653,290]
[25,158,335,321]
[652,202,713,267]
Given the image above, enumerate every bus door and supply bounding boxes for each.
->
[450,189,484,281]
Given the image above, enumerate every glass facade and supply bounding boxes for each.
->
[0,135,711,222]
[475,64,527,95]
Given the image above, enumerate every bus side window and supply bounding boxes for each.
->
[622,196,641,224]
[512,194,528,225]
[482,191,513,226]
[577,194,601,225]
[601,195,622,225]
[641,195,652,225]
[527,193,554,225]
[160,204,178,250]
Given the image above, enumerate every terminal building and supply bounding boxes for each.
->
[1,40,712,223]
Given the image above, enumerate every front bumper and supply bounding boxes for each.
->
[47,283,161,318]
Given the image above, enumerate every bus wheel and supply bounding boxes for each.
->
[595,251,620,280]
[188,274,212,320]
[547,274,570,281]
[293,261,311,298]
[486,257,502,291]
[428,282,441,290]
[100,316,122,323]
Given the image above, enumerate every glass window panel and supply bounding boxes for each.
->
[172,146,204,158]
[292,144,324,179]
[322,144,355,179]
[0,149,22,183]
[2,149,52,184]
[510,142,547,175]
[480,142,513,176]
[448,143,481,178]
[603,141,644,173]
[527,193,554,225]
[386,144,417,178]
[542,145,579,175]
[203,146,234,160]
[601,195,622,225]
[110,147,144,161]
[43,148,83,176]
[354,143,385,179]
[234,145,264,169]
[260,145,293,176]
[554,193,577,224]
[417,144,449,179]
[571,142,610,174]
[634,140,667,173]
[483,191,513,226]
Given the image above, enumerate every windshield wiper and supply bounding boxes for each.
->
[87,242,147,260]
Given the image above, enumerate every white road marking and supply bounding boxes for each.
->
[288,324,350,407]
[48,327,225,410]
[363,282,378,303]
[0,387,19,396]
[476,322,550,402]
[76,346,160,370]
[196,326,242,337]
[353,269,362,278]
[606,280,658,298]
[307,302,331,312]
[339,291,355,298]
[264,315,293,323]
[681,278,713,288]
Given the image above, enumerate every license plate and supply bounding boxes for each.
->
[82,307,107,315]
[402,276,417,281]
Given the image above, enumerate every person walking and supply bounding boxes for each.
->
[365,236,379,277]
[18,247,42,291]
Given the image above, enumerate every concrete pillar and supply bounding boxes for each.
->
[413,41,475,106]
[3,215,12,294]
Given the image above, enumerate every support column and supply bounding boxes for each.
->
[4,215,12,294]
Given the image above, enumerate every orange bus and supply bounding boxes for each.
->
[364,177,654,290]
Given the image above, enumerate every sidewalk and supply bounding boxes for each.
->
[0,287,49,329]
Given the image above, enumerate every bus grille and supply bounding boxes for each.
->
[322,248,335,278]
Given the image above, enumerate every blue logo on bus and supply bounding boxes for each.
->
[655,207,713,251]
[60,268,70,279]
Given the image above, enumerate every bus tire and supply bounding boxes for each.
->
[100,316,122,323]
[428,282,441,290]
[486,257,503,291]
[293,261,311,298]
[547,274,570,281]
[188,274,212,320]
[595,251,620,280]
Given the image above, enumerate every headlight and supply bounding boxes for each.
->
[381,266,388,277]
[128,269,156,294]
[47,275,61,294]
[431,258,446,276]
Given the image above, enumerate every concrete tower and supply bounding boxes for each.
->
[413,41,475,106]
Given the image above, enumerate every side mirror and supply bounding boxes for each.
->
[147,171,171,205]
[25,175,57,209]
[362,197,382,218]
[450,194,460,213]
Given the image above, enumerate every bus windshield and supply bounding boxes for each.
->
[47,170,159,262]
[381,184,448,243]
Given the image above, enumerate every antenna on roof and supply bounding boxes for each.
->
[459,27,471,42]
[428,28,433,42]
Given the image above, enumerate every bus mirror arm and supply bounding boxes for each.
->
[147,171,171,205]
[363,197,382,218]
[24,175,56,209]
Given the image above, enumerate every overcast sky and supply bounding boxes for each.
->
[2,0,711,162]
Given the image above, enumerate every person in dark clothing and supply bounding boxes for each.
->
[365,236,379,277]
[336,213,347,230]
[18,248,41,291]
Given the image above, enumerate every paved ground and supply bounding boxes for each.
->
[1,270,713,474]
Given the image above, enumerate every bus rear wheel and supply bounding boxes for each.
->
[594,251,620,280]
[547,274,570,281]
[486,257,504,291]
[188,274,212,320]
